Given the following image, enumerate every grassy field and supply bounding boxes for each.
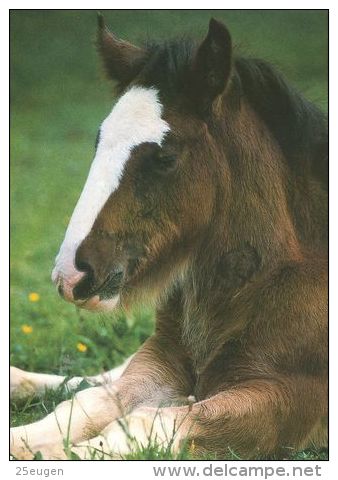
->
[10,10,328,460]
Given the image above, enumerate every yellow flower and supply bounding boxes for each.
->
[21,324,33,334]
[77,342,88,353]
[28,292,40,302]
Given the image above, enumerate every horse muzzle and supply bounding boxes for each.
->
[51,246,123,312]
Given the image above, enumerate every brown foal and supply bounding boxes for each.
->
[11,17,327,460]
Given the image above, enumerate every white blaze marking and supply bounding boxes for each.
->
[52,86,170,284]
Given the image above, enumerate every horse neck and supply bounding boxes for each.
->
[178,101,303,320]
[211,99,303,267]
[175,106,301,368]
[171,100,326,369]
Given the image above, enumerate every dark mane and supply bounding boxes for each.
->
[139,38,196,99]
[235,58,328,188]
[136,40,327,188]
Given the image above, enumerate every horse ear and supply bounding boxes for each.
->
[192,18,232,112]
[97,14,146,84]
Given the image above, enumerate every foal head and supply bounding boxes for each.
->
[52,17,232,311]
[52,16,327,312]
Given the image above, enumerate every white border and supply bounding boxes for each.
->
[0,1,334,10]
[3,2,335,478]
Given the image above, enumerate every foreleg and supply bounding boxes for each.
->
[72,377,327,459]
[10,356,133,401]
[10,335,192,460]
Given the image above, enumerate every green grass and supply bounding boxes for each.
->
[10,10,328,460]
[10,388,328,461]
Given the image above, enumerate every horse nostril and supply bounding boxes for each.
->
[75,259,93,275]
[73,253,96,300]
[75,253,96,283]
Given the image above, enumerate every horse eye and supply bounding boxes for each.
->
[157,154,177,172]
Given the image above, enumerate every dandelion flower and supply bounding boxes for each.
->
[77,342,88,353]
[28,292,40,302]
[21,324,33,334]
